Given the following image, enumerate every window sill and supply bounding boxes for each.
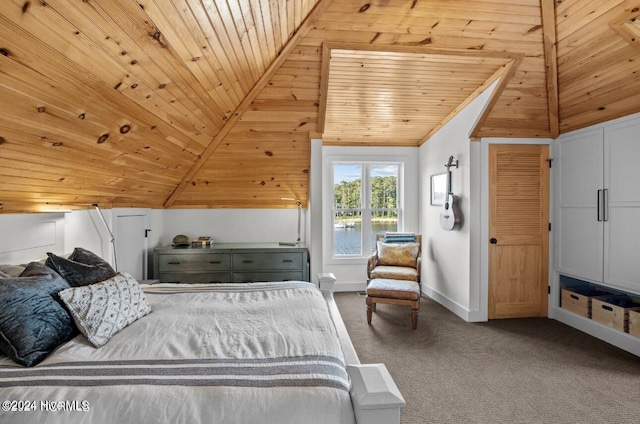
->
[326,256,370,266]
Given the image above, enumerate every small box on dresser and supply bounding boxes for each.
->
[591,296,640,332]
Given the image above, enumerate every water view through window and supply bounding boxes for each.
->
[334,221,398,255]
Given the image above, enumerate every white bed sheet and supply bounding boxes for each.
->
[0,282,356,424]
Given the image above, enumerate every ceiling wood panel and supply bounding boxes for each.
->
[313,0,552,141]
[1,0,639,212]
[319,46,516,145]
[556,0,640,132]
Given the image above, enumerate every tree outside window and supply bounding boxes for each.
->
[332,162,401,257]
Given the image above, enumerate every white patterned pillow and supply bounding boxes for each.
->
[59,273,151,347]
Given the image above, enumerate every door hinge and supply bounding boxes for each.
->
[548,222,551,231]
[548,286,551,294]
[145,229,152,238]
[547,158,553,168]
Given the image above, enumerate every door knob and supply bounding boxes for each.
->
[490,238,498,244]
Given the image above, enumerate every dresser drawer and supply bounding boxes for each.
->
[159,272,232,284]
[158,254,230,272]
[233,252,303,271]
[232,271,303,283]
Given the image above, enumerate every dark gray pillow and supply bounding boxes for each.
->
[0,262,76,367]
[46,247,116,287]
[68,247,110,266]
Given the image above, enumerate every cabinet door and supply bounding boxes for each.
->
[604,120,640,293]
[555,128,604,281]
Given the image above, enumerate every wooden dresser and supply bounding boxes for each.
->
[153,243,309,283]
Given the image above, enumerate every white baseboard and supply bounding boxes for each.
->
[553,307,640,357]
[335,282,367,292]
[422,285,486,323]
[333,283,488,322]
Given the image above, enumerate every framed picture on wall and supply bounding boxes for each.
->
[430,173,447,206]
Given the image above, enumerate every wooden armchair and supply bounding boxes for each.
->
[366,234,422,329]
[367,234,422,282]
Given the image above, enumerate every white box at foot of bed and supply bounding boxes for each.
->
[1,281,404,424]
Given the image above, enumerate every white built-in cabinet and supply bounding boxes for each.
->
[556,118,640,294]
[553,114,640,356]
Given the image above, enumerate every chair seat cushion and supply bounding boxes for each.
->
[369,265,418,282]
[366,278,421,301]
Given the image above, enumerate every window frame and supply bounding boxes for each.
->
[327,160,404,262]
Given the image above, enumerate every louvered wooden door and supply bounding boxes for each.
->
[489,144,550,319]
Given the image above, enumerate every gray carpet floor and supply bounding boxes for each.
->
[334,292,640,424]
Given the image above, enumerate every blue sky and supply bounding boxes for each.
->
[333,164,398,184]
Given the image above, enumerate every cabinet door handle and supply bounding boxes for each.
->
[282,259,293,263]
[209,261,221,264]
[603,188,609,222]
[168,261,181,265]
[597,189,603,222]
[242,260,254,263]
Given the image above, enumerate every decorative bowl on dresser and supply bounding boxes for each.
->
[153,243,309,284]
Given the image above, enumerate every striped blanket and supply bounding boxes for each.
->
[0,356,349,390]
[0,282,355,424]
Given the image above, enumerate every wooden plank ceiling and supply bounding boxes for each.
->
[0,0,639,213]
[319,45,521,145]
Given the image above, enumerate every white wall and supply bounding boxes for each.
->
[419,86,553,322]
[309,138,324,281]
[0,213,65,264]
[65,209,114,264]
[1,207,302,270]
[0,209,120,267]
[418,81,497,321]
[156,209,304,246]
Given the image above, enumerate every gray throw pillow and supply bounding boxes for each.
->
[46,247,116,287]
[0,262,76,367]
[59,273,151,348]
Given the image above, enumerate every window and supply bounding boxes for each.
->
[332,162,401,258]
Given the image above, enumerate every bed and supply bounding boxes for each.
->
[0,258,404,424]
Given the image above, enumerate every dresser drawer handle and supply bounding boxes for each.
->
[242,260,254,264]
[209,261,221,264]
[167,261,181,265]
[602,305,613,312]
[282,259,293,263]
